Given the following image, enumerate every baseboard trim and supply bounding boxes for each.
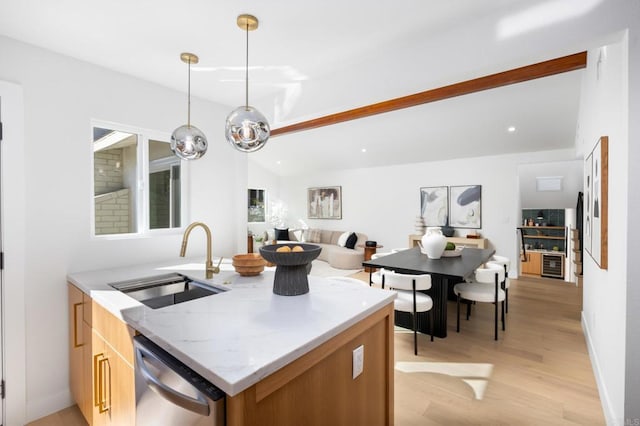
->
[582,311,617,425]
[26,389,73,423]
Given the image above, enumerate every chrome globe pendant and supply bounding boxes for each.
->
[171,52,208,160]
[225,14,270,153]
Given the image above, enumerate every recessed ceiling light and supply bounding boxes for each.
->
[361,148,367,153]
[276,160,281,165]
[507,126,516,133]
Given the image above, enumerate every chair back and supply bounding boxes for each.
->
[475,266,505,284]
[382,270,431,291]
[488,255,510,272]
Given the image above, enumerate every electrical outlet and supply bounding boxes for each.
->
[353,345,364,379]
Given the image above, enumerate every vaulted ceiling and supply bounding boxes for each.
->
[1,0,618,175]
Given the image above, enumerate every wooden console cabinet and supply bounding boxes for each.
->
[68,283,135,426]
[408,234,487,249]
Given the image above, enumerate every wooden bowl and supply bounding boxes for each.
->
[232,253,266,276]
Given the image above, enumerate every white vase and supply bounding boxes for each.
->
[421,227,447,259]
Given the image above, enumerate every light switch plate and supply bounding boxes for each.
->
[353,345,364,379]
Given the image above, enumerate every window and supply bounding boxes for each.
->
[248,189,266,223]
[92,122,187,237]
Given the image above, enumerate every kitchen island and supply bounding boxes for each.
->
[68,259,396,425]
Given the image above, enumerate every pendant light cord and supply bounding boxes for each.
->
[245,21,249,110]
[187,57,192,127]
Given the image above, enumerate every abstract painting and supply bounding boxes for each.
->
[308,186,342,219]
[449,185,482,229]
[586,136,608,269]
[420,186,448,227]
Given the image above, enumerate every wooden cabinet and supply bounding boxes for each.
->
[69,284,93,424]
[68,283,135,426]
[409,234,487,249]
[520,251,541,275]
[226,303,394,426]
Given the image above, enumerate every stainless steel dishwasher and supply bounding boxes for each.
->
[134,335,226,425]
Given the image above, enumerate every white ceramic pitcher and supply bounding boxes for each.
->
[421,227,447,259]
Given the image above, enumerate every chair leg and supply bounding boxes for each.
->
[502,300,506,331]
[494,302,498,341]
[413,313,418,356]
[466,301,471,320]
[368,270,373,286]
[430,308,434,342]
[505,288,509,313]
[456,294,461,333]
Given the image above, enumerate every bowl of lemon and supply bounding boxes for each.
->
[259,243,321,296]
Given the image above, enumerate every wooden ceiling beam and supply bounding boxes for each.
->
[270,51,587,137]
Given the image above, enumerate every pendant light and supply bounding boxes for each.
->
[225,14,270,153]
[171,52,208,160]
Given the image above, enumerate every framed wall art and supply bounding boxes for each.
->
[247,188,266,223]
[586,136,608,269]
[308,186,342,219]
[449,185,482,229]
[419,186,448,226]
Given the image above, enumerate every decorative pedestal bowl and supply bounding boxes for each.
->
[259,244,321,296]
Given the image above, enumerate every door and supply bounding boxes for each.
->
[0,95,5,423]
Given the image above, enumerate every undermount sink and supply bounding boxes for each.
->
[109,272,223,309]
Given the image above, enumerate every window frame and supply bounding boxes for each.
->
[90,120,190,239]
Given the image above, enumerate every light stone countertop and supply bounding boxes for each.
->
[67,258,396,396]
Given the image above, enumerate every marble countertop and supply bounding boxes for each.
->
[67,259,395,396]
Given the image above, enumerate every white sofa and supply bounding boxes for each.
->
[264,228,367,270]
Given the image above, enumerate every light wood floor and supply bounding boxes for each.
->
[29,274,603,426]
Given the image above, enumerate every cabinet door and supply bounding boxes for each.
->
[521,253,541,275]
[69,284,94,423]
[92,328,135,426]
[92,330,108,426]
[530,252,541,275]
[68,285,84,411]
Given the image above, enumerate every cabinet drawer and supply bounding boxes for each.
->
[92,300,135,365]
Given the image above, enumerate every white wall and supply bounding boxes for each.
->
[0,36,247,422]
[518,160,583,209]
[247,159,283,238]
[273,148,578,276]
[576,36,629,425]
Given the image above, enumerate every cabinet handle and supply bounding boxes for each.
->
[93,353,111,412]
[93,353,102,408]
[98,357,111,413]
[73,302,83,348]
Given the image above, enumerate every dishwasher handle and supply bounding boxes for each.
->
[135,342,211,417]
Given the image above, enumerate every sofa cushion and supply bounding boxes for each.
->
[275,228,289,241]
[345,232,358,249]
[306,229,322,243]
[337,231,350,247]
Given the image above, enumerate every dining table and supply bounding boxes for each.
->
[362,246,495,338]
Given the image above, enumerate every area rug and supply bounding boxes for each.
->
[308,260,362,278]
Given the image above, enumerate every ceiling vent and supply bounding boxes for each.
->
[536,176,563,192]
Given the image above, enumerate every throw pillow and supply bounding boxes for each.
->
[275,228,289,241]
[337,231,350,247]
[345,232,358,249]
[306,228,322,243]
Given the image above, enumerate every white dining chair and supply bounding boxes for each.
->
[453,265,506,340]
[369,252,393,287]
[486,255,511,313]
[382,270,433,355]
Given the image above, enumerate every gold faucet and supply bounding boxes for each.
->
[180,222,220,279]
